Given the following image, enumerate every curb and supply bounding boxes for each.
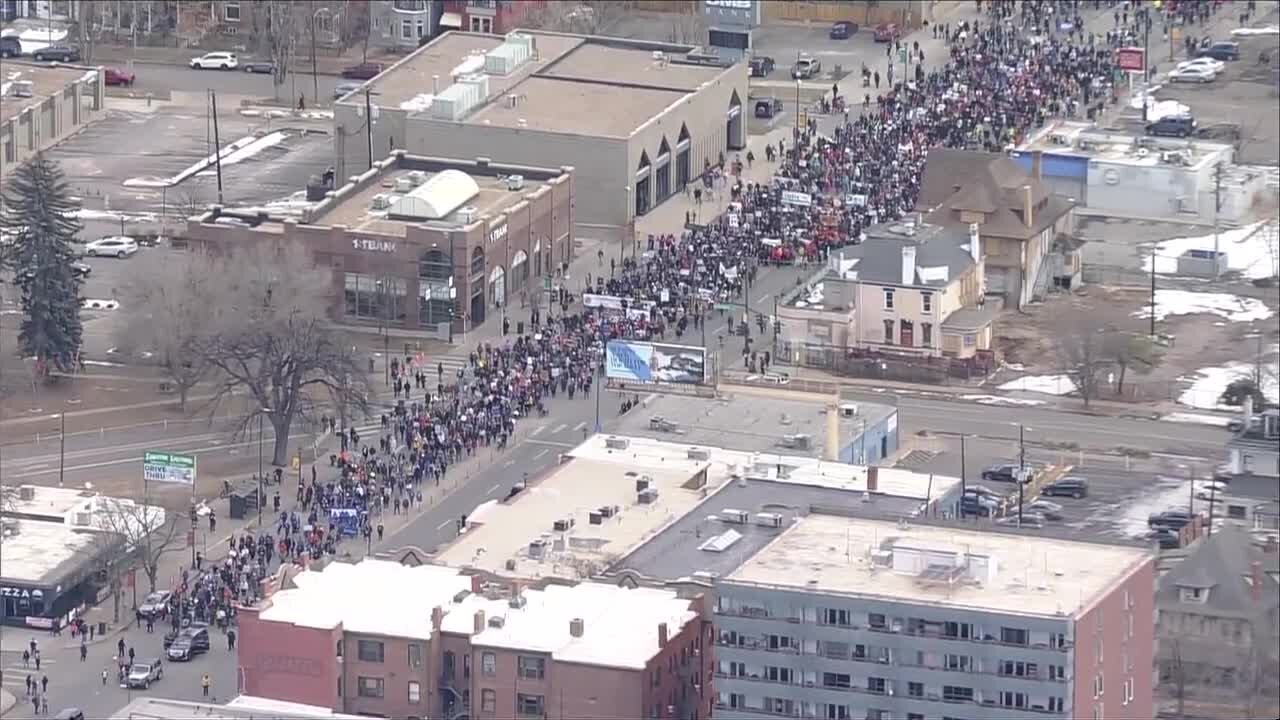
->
[88,55,346,78]
[61,617,131,651]
[0,688,14,717]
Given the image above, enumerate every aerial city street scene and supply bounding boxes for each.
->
[1,0,1278,719]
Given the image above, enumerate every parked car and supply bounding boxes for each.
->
[873,23,901,43]
[333,81,364,100]
[242,60,276,74]
[1168,65,1216,83]
[84,236,138,257]
[16,261,89,281]
[1148,509,1198,530]
[0,35,21,58]
[753,97,784,119]
[1147,528,1181,549]
[961,492,1000,517]
[341,62,383,80]
[1145,113,1196,138]
[103,67,136,86]
[829,21,858,40]
[1175,57,1226,74]
[749,55,775,78]
[1195,41,1239,61]
[167,627,210,661]
[964,484,1003,498]
[138,590,171,619]
[126,659,163,689]
[790,56,821,79]
[1026,500,1064,521]
[1041,476,1089,498]
[981,463,1032,484]
[32,44,81,62]
[190,52,238,70]
[997,512,1045,528]
[54,710,85,720]
[162,628,181,651]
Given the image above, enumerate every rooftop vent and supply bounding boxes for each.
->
[393,177,414,193]
[528,538,548,559]
[487,616,506,628]
[18,486,36,501]
[839,402,858,418]
[507,175,525,191]
[698,528,743,553]
[688,447,711,461]
[720,509,749,524]
[407,171,427,186]
[456,205,479,224]
[637,487,659,504]
[605,436,630,450]
[553,517,575,532]
[370,194,392,210]
[754,512,783,528]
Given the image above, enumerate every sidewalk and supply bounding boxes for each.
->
[0,689,14,717]
[87,43,401,77]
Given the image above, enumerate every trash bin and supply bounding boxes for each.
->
[98,621,107,636]
[517,321,525,335]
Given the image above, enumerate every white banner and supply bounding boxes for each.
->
[781,190,812,207]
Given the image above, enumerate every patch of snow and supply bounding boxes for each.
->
[239,109,263,117]
[225,190,317,218]
[961,394,1047,407]
[1178,359,1280,410]
[1129,88,1190,122]
[1137,289,1274,323]
[81,298,120,311]
[70,209,160,223]
[123,132,289,189]
[1143,222,1278,280]
[211,131,289,167]
[997,374,1075,396]
[83,359,126,368]
[1002,362,1027,371]
[1094,475,1193,538]
[1232,25,1280,36]
[15,27,67,55]
[1162,412,1236,427]
[300,110,333,120]
[400,93,435,112]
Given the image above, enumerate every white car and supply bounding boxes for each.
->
[85,236,139,258]
[1168,65,1216,83]
[1175,57,1225,74]
[190,52,238,70]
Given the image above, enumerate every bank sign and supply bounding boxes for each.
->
[143,451,196,485]
[703,0,760,28]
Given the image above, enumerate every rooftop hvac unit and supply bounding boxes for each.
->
[509,594,527,609]
[487,616,505,628]
[605,436,630,450]
[456,205,479,223]
[652,50,665,61]
[528,538,548,559]
[839,402,859,418]
[72,512,92,527]
[10,80,33,98]
[720,509,749,524]
[18,486,36,501]
[754,512,783,528]
[637,487,659,504]
[371,194,392,210]
[553,518,575,532]
[507,175,525,191]
[635,477,651,492]
[484,40,532,75]
[407,171,427,186]
[688,447,711,461]
[394,177,414,193]
[598,505,618,518]
[589,511,603,525]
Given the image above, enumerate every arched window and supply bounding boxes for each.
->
[470,246,485,275]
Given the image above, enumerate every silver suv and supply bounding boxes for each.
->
[127,659,164,689]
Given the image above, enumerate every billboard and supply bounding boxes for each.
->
[606,341,707,385]
[143,451,196,485]
[1116,46,1145,72]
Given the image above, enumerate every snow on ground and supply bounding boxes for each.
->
[1178,357,1280,410]
[997,374,1075,396]
[196,131,289,171]
[82,360,126,368]
[81,298,120,310]
[1137,289,1274,323]
[70,209,160,223]
[1094,475,1192,538]
[1161,412,1236,427]
[400,94,434,112]
[13,27,67,54]
[961,394,1047,407]
[1143,221,1279,280]
[123,132,290,189]
[225,190,317,218]
[1232,25,1279,36]
[1129,88,1190,122]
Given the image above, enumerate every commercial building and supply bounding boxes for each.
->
[185,151,573,336]
[333,29,749,240]
[1226,403,1280,480]
[777,218,997,365]
[0,61,105,177]
[917,148,1076,310]
[634,0,929,27]
[713,513,1156,720]
[110,696,367,720]
[237,559,712,720]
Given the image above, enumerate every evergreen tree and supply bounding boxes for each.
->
[0,155,84,374]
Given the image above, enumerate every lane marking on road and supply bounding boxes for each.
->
[756,294,771,304]
[552,423,568,434]
[436,519,453,531]
[487,483,502,495]
[533,449,549,460]
[527,439,575,449]
[503,460,516,468]
[530,424,546,437]
[573,421,587,431]
[22,463,50,470]
[645,393,658,404]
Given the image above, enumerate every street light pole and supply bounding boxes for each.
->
[959,434,967,504]
[58,411,66,487]
[593,374,602,433]
[1017,424,1027,528]
[257,411,265,528]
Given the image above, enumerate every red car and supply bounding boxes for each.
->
[104,67,136,86]
[873,23,900,43]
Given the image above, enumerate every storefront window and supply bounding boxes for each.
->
[418,249,453,328]
[344,273,407,323]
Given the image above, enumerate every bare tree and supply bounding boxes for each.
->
[666,7,706,44]
[1105,326,1161,396]
[251,0,300,98]
[95,496,181,594]
[340,0,374,63]
[116,252,215,410]
[191,241,368,466]
[522,1,628,35]
[1168,638,1189,718]
[1055,313,1114,408]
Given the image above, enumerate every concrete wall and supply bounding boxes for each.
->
[837,410,899,465]
[0,67,105,178]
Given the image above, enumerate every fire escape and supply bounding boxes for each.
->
[439,650,471,720]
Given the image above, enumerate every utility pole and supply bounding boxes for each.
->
[1213,162,1223,278]
[58,411,66,487]
[1141,13,1151,123]
[365,88,375,171]
[1017,424,1026,528]
[210,90,225,205]
[1149,246,1158,337]
[959,434,968,507]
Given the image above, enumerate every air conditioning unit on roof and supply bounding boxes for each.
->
[371,194,392,210]
[507,175,524,191]
[407,171,427,186]
[456,205,479,223]
[394,177,413,193]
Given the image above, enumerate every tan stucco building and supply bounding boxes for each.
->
[0,62,105,178]
[333,29,749,241]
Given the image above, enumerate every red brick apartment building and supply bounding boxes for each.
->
[237,559,714,720]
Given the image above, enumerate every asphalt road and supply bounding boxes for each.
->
[117,62,345,109]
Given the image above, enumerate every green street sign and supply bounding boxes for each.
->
[714,303,738,311]
[143,451,196,485]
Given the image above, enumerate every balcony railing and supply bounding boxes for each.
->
[719,611,1072,653]
[713,702,817,719]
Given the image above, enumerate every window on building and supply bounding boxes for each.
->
[1094,674,1104,698]
[867,677,887,694]
[999,691,1028,708]
[482,651,497,676]
[407,643,422,668]
[357,640,385,663]
[823,704,850,720]
[481,689,496,712]
[517,693,545,717]
[999,627,1028,646]
[921,322,933,346]
[224,1,240,22]
[517,655,545,680]
[416,19,424,37]
[883,288,895,309]
[944,654,972,672]
[336,640,343,658]
[408,680,421,704]
[868,613,886,629]
[942,686,974,702]
[1180,586,1208,603]
[357,676,385,698]
[963,333,976,346]
[1049,697,1064,713]
[907,682,923,697]
[921,292,932,313]
[883,319,894,343]
[821,608,850,626]
[401,18,412,39]
[907,715,925,720]
[822,672,851,689]
[344,273,407,322]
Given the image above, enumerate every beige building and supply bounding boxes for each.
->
[916,148,1076,310]
[333,30,749,241]
[778,219,996,364]
[0,62,105,177]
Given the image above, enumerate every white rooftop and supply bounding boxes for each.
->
[1021,120,1229,169]
[258,560,475,639]
[4,484,167,540]
[461,582,696,670]
[6,484,100,518]
[439,435,958,581]
[225,696,366,719]
[727,514,1151,618]
[0,518,105,584]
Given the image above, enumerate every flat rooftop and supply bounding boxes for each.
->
[0,62,94,124]
[0,518,108,586]
[727,514,1151,618]
[3,484,100,521]
[537,42,722,90]
[110,696,365,720]
[467,75,687,135]
[612,387,897,460]
[458,583,696,670]
[1019,120,1228,168]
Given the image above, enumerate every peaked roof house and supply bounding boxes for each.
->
[1155,526,1280,713]
[916,148,1076,310]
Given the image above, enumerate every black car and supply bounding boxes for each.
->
[1195,41,1239,61]
[749,55,775,78]
[830,21,858,40]
[17,262,90,281]
[753,97,783,119]
[1147,528,1181,549]
[1146,114,1197,138]
[0,35,21,58]
[340,62,383,80]
[32,44,81,62]
[54,710,85,720]
[242,60,276,74]
[1148,509,1198,530]
[981,463,1032,484]
[1041,476,1089,499]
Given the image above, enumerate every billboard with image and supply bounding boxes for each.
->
[606,341,707,385]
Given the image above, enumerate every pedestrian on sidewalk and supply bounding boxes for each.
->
[33,649,40,670]
[41,696,49,715]
[21,649,28,667]
[202,672,212,697]
[40,675,48,694]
